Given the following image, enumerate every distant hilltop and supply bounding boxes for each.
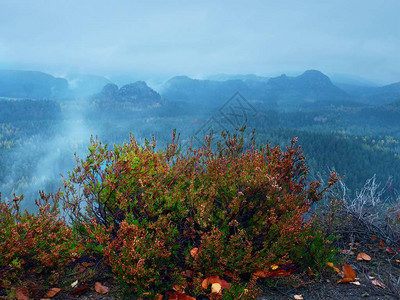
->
[161,70,354,110]
[92,81,162,109]
[0,70,70,99]
[0,70,110,100]
[1,69,400,110]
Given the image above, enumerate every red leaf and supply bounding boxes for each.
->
[190,247,199,258]
[16,286,29,300]
[337,265,356,283]
[356,252,371,261]
[253,268,294,278]
[386,248,397,255]
[45,287,61,298]
[379,240,386,249]
[70,286,89,295]
[201,275,230,290]
[167,291,196,300]
[94,282,109,294]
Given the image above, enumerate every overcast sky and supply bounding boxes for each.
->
[0,0,399,84]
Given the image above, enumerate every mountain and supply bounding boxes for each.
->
[265,70,354,108]
[161,70,356,110]
[336,81,400,106]
[161,76,251,104]
[0,70,70,99]
[365,82,400,105]
[92,81,162,109]
[334,83,378,99]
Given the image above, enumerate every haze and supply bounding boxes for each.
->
[1,0,399,84]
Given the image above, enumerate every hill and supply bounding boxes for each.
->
[161,70,358,111]
[0,70,70,99]
[92,81,162,109]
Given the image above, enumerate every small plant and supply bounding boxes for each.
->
[62,132,339,298]
[0,191,83,286]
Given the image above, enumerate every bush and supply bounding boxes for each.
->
[62,132,339,298]
[0,191,83,286]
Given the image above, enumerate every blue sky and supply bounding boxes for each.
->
[0,0,399,84]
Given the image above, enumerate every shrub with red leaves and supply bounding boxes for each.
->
[62,132,339,298]
[0,191,83,285]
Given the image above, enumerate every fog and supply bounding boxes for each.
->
[1,0,400,84]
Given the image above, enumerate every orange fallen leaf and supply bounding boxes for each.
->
[201,275,230,290]
[70,286,89,295]
[16,286,29,300]
[253,269,293,278]
[338,277,354,283]
[308,267,314,276]
[94,282,109,295]
[167,291,196,300]
[371,236,378,241]
[371,279,387,289]
[379,240,385,249]
[173,284,187,292]
[357,252,371,261]
[190,247,199,258]
[45,287,61,298]
[386,248,397,255]
[337,265,356,283]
